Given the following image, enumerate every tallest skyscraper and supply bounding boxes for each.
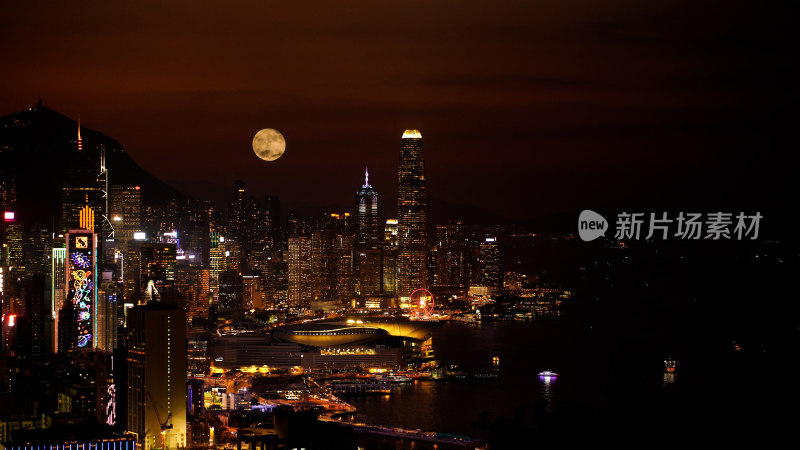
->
[397,130,427,301]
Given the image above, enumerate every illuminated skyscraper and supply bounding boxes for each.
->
[355,167,381,295]
[382,219,398,295]
[61,121,103,235]
[63,229,98,350]
[287,236,312,307]
[51,247,67,352]
[478,237,503,296]
[433,221,470,298]
[139,243,177,296]
[127,302,187,449]
[397,130,427,300]
[109,184,141,299]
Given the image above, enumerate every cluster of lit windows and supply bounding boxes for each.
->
[320,347,376,355]
[291,327,379,336]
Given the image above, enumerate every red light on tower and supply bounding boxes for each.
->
[3,212,14,222]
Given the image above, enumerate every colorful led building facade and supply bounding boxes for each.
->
[66,229,98,349]
[397,130,427,300]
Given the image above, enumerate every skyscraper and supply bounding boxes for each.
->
[397,130,427,301]
[287,236,312,307]
[355,167,381,296]
[109,184,141,300]
[61,121,103,235]
[127,302,187,449]
[478,237,503,296]
[64,229,98,350]
[433,221,470,298]
[382,219,398,296]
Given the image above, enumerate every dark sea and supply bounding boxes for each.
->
[346,315,794,443]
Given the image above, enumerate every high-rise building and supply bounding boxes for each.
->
[61,122,102,235]
[127,302,187,449]
[433,221,470,298]
[307,214,356,302]
[311,231,331,300]
[356,168,379,248]
[478,237,503,296]
[99,283,120,352]
[218,269,243,317]
[63,229,98,350]
[175,266,210,324]
[332,232,356,300]
[50,246,67,352]
[139,243,177,296]
[397,130,427,300]
[208,233,227,298]
[355,168,381,296]
[109,184,141,300]
[287,236,312,307]
[382,219,398,296]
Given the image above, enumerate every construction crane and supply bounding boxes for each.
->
[147,392,173,449]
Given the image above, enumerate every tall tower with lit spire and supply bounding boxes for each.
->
[77,116,83,151]
[397,130,427,301]
[355,167,381,295]
[61,116,102,234]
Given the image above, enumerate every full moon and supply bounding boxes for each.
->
[252,128,286,161]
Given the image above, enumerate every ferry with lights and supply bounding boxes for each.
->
[538,370,559,379]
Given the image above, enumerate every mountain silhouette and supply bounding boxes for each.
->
[0,101,184,224]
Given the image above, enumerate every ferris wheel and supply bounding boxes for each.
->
[409,288,435,317]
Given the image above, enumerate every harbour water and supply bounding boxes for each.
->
[346,312,785,440]
[348,319,582,438]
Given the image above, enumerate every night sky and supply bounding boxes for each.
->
[1,1,794,222]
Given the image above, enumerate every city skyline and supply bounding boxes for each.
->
[0,2,795,448]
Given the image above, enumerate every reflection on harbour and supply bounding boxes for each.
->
[539,375,555,411]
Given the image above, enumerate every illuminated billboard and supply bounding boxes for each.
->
[67,230,97,349]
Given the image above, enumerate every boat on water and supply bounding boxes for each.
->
[375,373,412,383]
[327,379,391,395]
[538,370,559,379]
[664,359,676,373]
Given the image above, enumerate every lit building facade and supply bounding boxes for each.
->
[397,130,427,300]
[61,125,103,235]
[382,219,398,296]
[109,184,141,300]
[127,303,187,449]
[287,236,312,307]
[139,243,177,296]
[51,247,67,352]
[478,237,503,296]
[355,168,381,296]
[433,221,470,298]
[64,229,98,350]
